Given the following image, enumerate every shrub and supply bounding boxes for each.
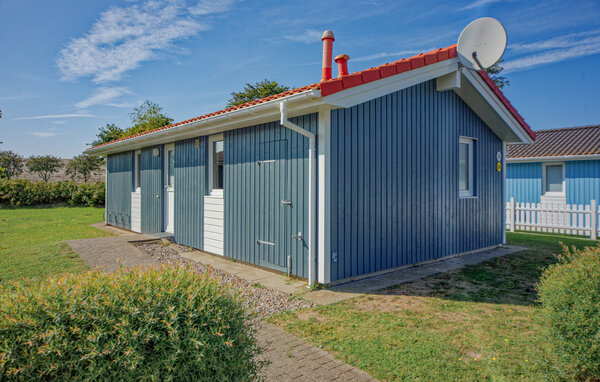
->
[537,244,600,380]
[0,179,104,207]
[0,266,262,381]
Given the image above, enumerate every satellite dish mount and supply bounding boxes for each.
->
[457,17,507,71]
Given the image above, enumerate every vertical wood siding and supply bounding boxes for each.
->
[566,160,600,204]
[141,145,164,234]
[174,137,207,249]
[224,114,317,278]
[506,162,542,203]
[106,152,134,230]
[330,79,503,282]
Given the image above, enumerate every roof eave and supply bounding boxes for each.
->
[507,154,600,163]
[86,89,323,155]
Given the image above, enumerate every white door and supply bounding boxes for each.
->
[164,143,175,233]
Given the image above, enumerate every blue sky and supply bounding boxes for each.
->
[1,0,599,157]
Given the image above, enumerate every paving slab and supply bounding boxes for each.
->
[179,250,306,295]
[257,322,377,381]
[304,245,526,305]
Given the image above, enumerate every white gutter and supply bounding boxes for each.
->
[506,154,600,163]
[87,90,321,156]
[280,101,317,288]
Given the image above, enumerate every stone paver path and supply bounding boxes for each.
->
[67,224,379,381]
[257,322,377,381]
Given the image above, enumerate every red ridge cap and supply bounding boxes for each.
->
[89,43,532,150]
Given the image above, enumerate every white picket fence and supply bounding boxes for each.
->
[506,198,599,240]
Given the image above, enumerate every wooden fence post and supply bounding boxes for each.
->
[591,199,597,240]
[510,197,515,232]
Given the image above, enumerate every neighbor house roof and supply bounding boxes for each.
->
[507,125,600,159]
[88,44,534,151]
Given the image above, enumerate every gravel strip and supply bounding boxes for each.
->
[133,240,313,317]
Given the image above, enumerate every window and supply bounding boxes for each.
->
[544,163,564,195]
[167,149,175,187]
[209,134,224,194]
[135,150,141,190]
[459,137,475,197]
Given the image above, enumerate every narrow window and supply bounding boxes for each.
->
[212,140,224,190]
[167,149,175,187]
[544,164,564,195]
[459,137,474,197]
[135,151,141,190]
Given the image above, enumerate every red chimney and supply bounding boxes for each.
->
[321,30,335,81]
[335,54,349,78]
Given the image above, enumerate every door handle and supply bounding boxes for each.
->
[281,200,292,206]
[292,232,303,240]
[155,195,160,198]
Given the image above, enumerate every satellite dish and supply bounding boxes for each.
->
[457,17,507,70]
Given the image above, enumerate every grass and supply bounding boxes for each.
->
[269,232,599,381]
[0,205,111,284]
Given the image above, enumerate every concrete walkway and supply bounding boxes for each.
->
[304,245,525,305]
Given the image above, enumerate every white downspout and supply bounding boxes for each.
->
[280,101,317,287]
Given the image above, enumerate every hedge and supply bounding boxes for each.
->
[0,179,104,207]
[0,265,262,381]
[537,244,600,381]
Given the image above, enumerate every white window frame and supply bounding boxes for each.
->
[542,162,565,197]
[208,134,224,197]
[459,137,475,198]
[134,149,141,192]
[164,143,175,191]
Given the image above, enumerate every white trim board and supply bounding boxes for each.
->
[507,154,600,163]
[323,58,460,108]
[317,106,332,284]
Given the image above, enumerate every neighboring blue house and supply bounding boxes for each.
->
[88,32,535,286]
[507,125,600,206]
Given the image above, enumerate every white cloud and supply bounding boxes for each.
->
[28,132,58,138]
[510,30,600,53]
[75,87,132,109]
[52,120,67,125]
[189,0,235,15]
[13,114,96,121]
[460,0,501,11]
[284,29,323,44]
[57,0,235,83]
[504,30,600,72]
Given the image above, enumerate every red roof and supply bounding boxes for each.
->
[88,44,533,150]
[508,125,600,159]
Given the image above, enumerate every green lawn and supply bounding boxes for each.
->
[0,205,111,284]
[269,232,599,381]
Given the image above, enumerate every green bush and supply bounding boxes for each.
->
[0,179,104,207]
[0,265,262,381]
[537,244,600,381]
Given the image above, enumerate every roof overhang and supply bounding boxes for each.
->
[507,154,600,163]
[454,68,534,145]
[87,58,533,156]
[87,89,324,155]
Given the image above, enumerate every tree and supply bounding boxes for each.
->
[486,59,509,89]
[91,123,125,146]
[27,155,61,182]
[124,101,173,137]
[226,79,291,107]
[0,150,24,179]
[66,154,105,183]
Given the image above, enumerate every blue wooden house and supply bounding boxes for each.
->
[507,125,600,206]
[88,32,535,286]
